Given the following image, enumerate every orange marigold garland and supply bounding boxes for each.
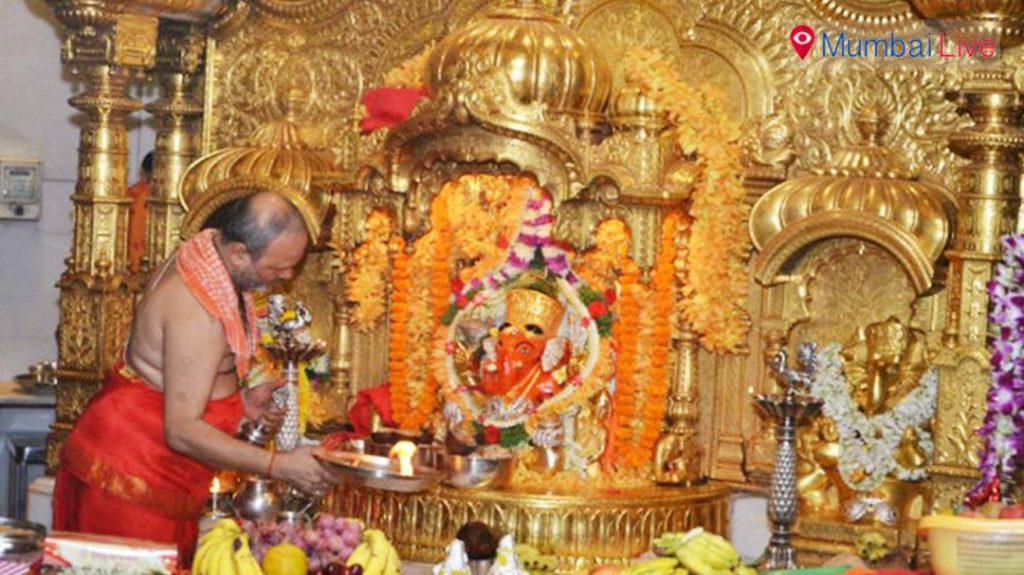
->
[573,219,640,468]
[399,245,434,428]
[634,211,680,465]
[402,191,452,431]
[613,259,642,467]
[387,236,411,427]
[576,219,630,291]
[445,175,530,286]
[348,209,394,331]
[625,47,750,353]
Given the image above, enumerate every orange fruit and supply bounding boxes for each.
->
[262,543,308,575]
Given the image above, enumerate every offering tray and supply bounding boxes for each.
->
[315,447,444,494]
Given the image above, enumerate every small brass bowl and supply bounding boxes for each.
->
[444,454,514,490]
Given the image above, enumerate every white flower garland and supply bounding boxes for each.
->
[810,343,937,492]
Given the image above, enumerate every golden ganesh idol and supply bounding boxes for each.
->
[478,288,570,405]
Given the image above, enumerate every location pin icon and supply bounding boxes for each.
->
[790,25,815,60]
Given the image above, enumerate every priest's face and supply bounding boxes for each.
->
[231,229,309,290]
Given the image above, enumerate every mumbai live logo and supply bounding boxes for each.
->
[788,24,999,60]
[790,25,814,59]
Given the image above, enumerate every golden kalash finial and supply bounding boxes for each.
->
[424,0,610,123]
[178,83,337,245]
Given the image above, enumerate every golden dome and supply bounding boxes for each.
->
[612,84,664,129]
[179,119,336,244]
[425,1,611,121]
[751,107,956,293]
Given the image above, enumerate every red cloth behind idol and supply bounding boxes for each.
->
[347,384,396,436]
[360,87,428,133]
[320,384,396,448]
[54,360,244,559]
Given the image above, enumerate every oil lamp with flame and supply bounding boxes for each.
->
[315,439,442,493]
[389,440,418,477]
[199,476,232,535]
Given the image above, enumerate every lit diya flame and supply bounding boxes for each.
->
[209,476,222,512]
[389,440,417,477]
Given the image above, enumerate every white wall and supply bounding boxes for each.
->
[0,0,155,380]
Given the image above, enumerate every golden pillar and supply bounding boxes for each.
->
[910,1,1024,507]
[328,249,355,415]
[654,324,704,484]
[930,75,1024,508]
[145,20,205,271]
[43,1,158,469]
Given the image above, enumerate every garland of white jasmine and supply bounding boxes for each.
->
[810,344,937,492]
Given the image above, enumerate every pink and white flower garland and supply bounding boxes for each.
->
[459,186,579,298]
[970,234,1024,502]
[442,185,602,429]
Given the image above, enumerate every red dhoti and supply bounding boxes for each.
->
[54,360,243,559]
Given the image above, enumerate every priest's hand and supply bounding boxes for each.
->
[270,445,337,496]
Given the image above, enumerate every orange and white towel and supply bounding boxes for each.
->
[176,229,257,378]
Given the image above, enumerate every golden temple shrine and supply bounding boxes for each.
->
[6,0,1024,573]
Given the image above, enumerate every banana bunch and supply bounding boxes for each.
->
[192,518,264,575]
[629,528,756,575]
[346,528,400,575]
[620,556,686,575]
[514,543,558,574]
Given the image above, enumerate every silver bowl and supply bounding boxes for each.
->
[277,510,311,527]
[315,448,444,493]
[444,454,514,490]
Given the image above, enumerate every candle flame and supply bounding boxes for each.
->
[389,440,417,477]
[211,476,221,494]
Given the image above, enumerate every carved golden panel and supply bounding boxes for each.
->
[54,380,102,425]
[327,483,730,571]
[58,284,99,374]
[929,469,973,510]
[577,0,776,122]
[782,58,966,186]
[789,239,917,350]
[114,13,159,68]
[206,0,485,164]
[933,353,988,469]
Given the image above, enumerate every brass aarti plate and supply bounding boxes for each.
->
[314,447,444,494]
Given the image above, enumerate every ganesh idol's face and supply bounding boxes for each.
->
[493,321,549,383]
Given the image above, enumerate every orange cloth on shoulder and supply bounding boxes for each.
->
[176,228,258,378]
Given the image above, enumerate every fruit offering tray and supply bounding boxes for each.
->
[920,505,1024,575]
[193,515,402,575]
